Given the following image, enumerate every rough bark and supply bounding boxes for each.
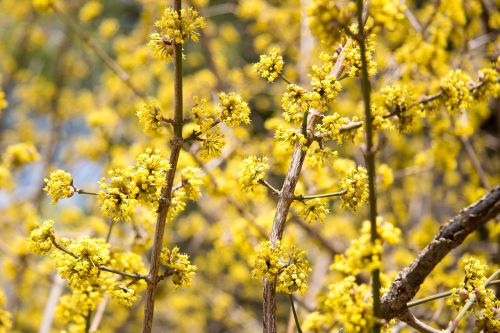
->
[380,185,500,320]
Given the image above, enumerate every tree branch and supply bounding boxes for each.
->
[380,185,500,320]
[141,1,184,331]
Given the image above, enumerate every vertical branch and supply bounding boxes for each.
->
[356,0,382,331]
[141,1,184,332]
[264,146,308,333]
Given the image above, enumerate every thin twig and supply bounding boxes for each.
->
[407,279,500,308]
[294,189,347,201]
[288,294,303,333]
[53,5,147,99]
[75,188,98,196]
[261,180,281,196]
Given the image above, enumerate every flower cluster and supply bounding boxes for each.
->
[55,288,103,331]
[370,0,406,30]
[440,70,473,113]
[371,105,392,131]
[316,112,355,143]
[33,0,54,13]
[324,276,373,333]
[136,101,164,135]
[275,127,308,150]
[217,92,251,127]
[309,57,343,110]
[51,238,111,289]
[180,167,203,201]
[98,148,170,221]
[253,48,284,82]
[343,36,377,77]
[190,97,227,159]
[199,127,226,160]
[98,168,136,222]
[131,148,171,205]
[238,156,269,192]
[28,220,55,254]
[449,257,500,332]
[331,218,400,275]
[2,142,40,169]
[308,0,356,47]
[338,167,369,210]
[474,68,500,100]
[110,286,137,307]
[43,170,74,204]
[149,7,206,61]
[252,241,311,295]
[294,198,330,224]
[306,147,338,168]
[160,246,197,288]
[282,84,311,124]
[380,84,420,132]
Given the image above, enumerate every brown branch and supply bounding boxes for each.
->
[141,1,184,331]
[380,185,500,320]
[53,5,147,100]
[262,34,353,333]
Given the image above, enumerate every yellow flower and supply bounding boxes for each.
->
[199,128,226,160]
[148,33,174,61]
[2,142,40,168]
[180,167,203,201]
[294,198,330,224]
[282,84,309,124]
[78,0,102,22]
[33,0,54,13]
[275,127,308,150]
[43,170,75,204]
[252,241,311,295]
[131,148,170,205]
[110,286,137,307]
[308,0,356,47]
[338,167,369,211]
[381,84,420,132]
[136,101,164,135]
[98,168,136,222]
[238,156,269,192]
[160,247,197,288]
[253,48,284,82]
[155,7,206,44]
[440,70,473,113]
[51,238,111,289]
[217,92,251,127]
[28,220,55,254]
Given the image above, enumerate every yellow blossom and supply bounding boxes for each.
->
[43,169,75,204]
[136,101,164,135]
[2,142,40,168]
[160,246,197,288]
[238,156,269,192]
[180,167,203,201]
[217,92,251,127]
[294,198,330,224]
[252,241,311,295]
[440,70,473,113]
[33,0,54,13]
[338,166,369,211]
[253,48,284,82]
[28,220,55,254]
